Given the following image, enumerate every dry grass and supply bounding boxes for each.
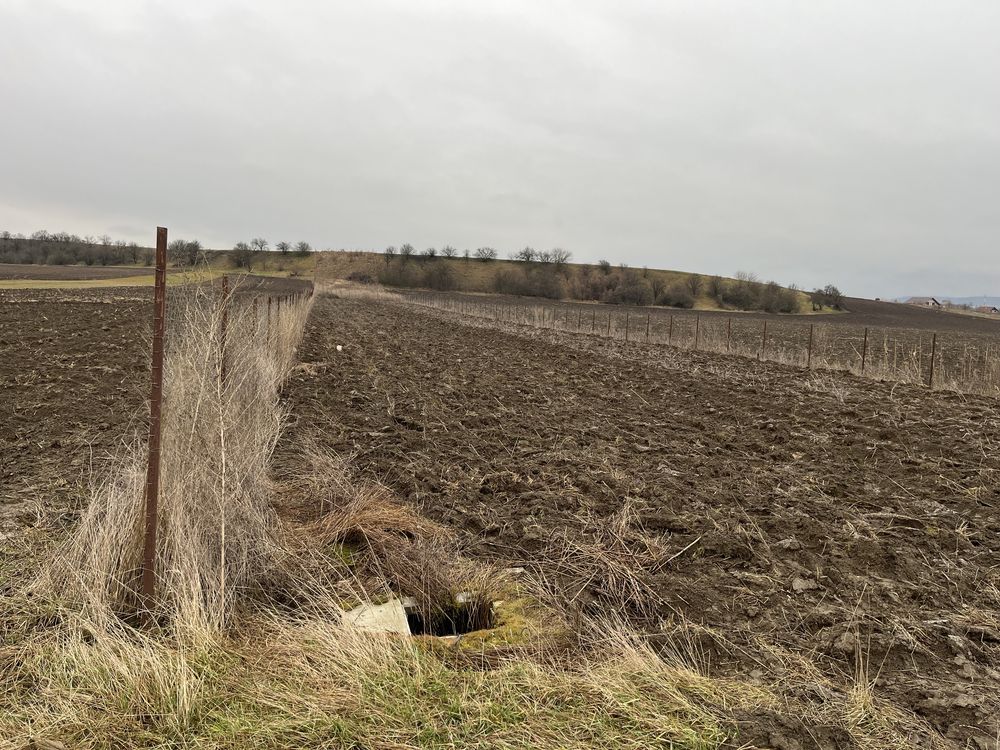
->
[34,279,314,633]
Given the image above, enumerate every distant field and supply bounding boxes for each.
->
[0,259,315,289]
[0,263,153,281]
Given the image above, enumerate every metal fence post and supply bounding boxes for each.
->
[861,327,869,374]
[695,315,700,351]
[807,323,814,369]
[140,226,168,611]
[625,311,629,342]
[668,314,674,345]
[726,317,732,352]
[760,320,768,360]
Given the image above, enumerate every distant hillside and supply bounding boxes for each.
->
[318,250,827,314]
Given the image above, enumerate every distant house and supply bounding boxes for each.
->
[976,305,1000,314]
[906,297,942,308]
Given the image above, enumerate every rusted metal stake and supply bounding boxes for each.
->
[807,323,814,369]
[140,226,168,612]
[861,327,869,374]
[695,315,700,351]
[760,320,768,360]
[928,333,937,387]
[726,318,732,352]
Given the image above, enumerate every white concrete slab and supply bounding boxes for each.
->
[344,599,411,635]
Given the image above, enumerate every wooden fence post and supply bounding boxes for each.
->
[140,226,168,611]
[607,313,612,337]
[726,318,732,352]
[760,320,768,360]
[668,314,674,345]
[591,309,596,332]
[646,314,650,342]
[694,315,700,351]
[807,323,814,369]
[625,312,629,343]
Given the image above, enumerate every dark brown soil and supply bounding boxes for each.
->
[279,294,1000,747]
[0,263,154,280]
[0,289,152,531]
[402,291,1000,393]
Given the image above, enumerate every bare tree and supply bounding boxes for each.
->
[474,247,498,262]
[441,245,457,258]
[650,275,666,300]
[463,248,470,262]
[399,243,415,261]
[515,246,536,262]
[551,248,572,267]
[276,241,291,255]
[422,247,437,260]
[384,245,396,267]
[185,239,204,266]
[250,237,268,253]
[295,241,312,256]
[231,241,254,270]
[707,275,725,300]
[685,274,704,297]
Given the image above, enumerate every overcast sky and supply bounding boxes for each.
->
[1,1,998,298]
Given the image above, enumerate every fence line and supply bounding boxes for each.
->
[398,292,1000,397]
[138,248,315,614]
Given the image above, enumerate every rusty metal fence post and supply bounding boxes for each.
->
[694,315,700,351]
[140,226,168,610]
[668,314,674,345]
[760,320,768,360]
[807,323,814,369]
[861,327,869,374]
[726,318,732,352]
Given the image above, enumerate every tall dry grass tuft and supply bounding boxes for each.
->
[37,281,314,635]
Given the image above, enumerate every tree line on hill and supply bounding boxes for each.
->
[0,229,313,272]
[371,244,843,313]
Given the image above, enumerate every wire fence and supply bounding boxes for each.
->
[401,291,1000,397]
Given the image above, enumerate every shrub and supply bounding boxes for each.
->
[685,274,704,297]
[707,276,725,300]
[346,270,375,284]
[656,284,695,309]
[423,263,456,291]
[602,268,653,306]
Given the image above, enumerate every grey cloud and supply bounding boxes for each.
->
[1,0,998,298]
